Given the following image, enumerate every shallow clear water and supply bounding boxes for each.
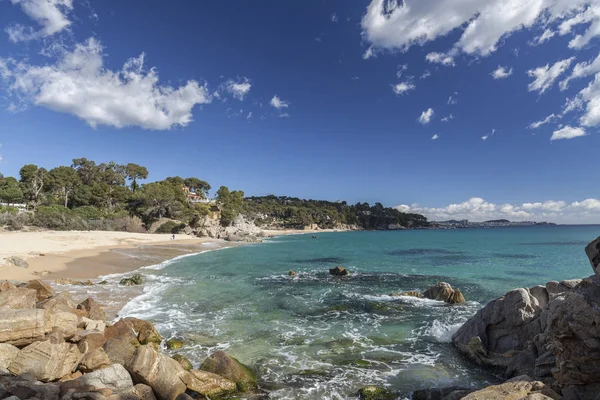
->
[115,226,599,399]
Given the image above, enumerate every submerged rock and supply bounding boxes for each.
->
[423,282,465,304]
[200,350,257,392]
[289,270,297,277]
[358,385,396,400]
[120,274,143,286]
[166,338,185,350]
[329,266,349,276]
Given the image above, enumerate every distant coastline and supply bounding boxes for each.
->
[430,219,557,229]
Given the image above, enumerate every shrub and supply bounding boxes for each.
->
[0,211,31,230]
[72,206,105,220]
[33,205,87,230]
[155,220,187,234]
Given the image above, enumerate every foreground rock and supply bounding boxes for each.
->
[585,236,600,279]
[329,266,349,276]
[358,385,396,399]
[423,282,465,304]
[462,376,560,400]
[9,340,83,382]
[60,363,134,395]
[0,308,48,346]
[0,287,37,309]
[200,350,258,392]
[452,236,600,398]
[412,386,474,400]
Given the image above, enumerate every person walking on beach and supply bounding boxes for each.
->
[172,234,175,240]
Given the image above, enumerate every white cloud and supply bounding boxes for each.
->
[426,52,455,66]
[527,57,574,93]
[431,133,439,140]
[550,125,587,140]
[7,0,73,42]
[420,70,431,79]
[0,38,211,130]
[270,95,290,109]
[225,78,252,101]
[396,197,600,224]
[360,0,598,58]
[418,108,434,124]
[279,112,290,118]
[561,51,600,90]
[396,64,408,78]
[491,65,513,79]
[528,113,559,129]
[447,94,457,105]
[533,29,556,45]
[579,73,600,126]
[331,13,339,23]
[246,111,253,120]
[392,81,416,95]
[363,46,377,60]
[441,113,454,122]
[482,128,496,140]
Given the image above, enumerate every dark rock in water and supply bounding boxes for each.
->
[329,266,349,276]
[166,338,184,350]
[200,350,257,392]
[585,236,600,279]
[412,386,475,400]
[172,354,193,371]
[357,385,396,400]
[98,280,108,285]
[119,274,143,286]
[390,290,423,298]
[423,282,465,304]
[288,270,297,277]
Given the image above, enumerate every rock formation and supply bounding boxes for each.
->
[329,266,350,276]
[423,282,466,304]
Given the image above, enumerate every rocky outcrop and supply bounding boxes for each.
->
[123,317,163,348]
[452,236,600,398]
[77,298,106,322]
[0,308,48,346]
[9,340,83,382]
[0,287,37,309]
[329,266,349,276]
[120,274,143,286]
[423,282,466,304]
[461,376,560,400]
[200,350,257,392]
[185,369,236,397]
[585,236,600,279]
[25,279,55,301]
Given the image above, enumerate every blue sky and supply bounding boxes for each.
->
[1,0,600,223]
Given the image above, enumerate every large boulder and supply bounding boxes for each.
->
[5,256,28,268]
[172,354,193,371]
[423,282,466,304]
[25,280,55,301]
[123,317,163,348]
[126,345,188,400]
[79,347,111,372]
[60,363,134,395]
[200,350,257,392]
[46,311,80,337]
[0,343,19,370]
[103,319,141,366]
[585,236,600,279]
[461,376,560,400]
[9,340,83,382]
[0,287,37,309]
[452,287,544,376]
[184,369,236,397]
[0,308,49,346]
[77,298,106,322]
[37,291,78,314]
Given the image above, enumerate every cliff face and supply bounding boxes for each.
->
[452,236,600,400]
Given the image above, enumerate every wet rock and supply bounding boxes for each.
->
[123,318,162,348]
[289,270,297,277]
[200,350,257,392]
[329,266,349,276]
[390,290,423,298]
[24,280,55,302]
[357,385,396,400]
[184,369,236,397]
[9,339,83,382]
[585,235,600,279]
[166,339,184,350]
[126,345,187,400]
[5,256,28,268]
[77,298,106,322]
[60,363,134,395]
[172,354,193,371]
[0,287,37,309]
[461,376,560,400]
[0,308,49,346]
[120,274,143,286]
[0,343,19,370]
[423,282,465,304]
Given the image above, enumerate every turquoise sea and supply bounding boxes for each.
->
[116,226,599,399]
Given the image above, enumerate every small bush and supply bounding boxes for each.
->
[72,206,105,220]
[0,206,18,215]
[0,212,31,230]
[33,205,88,230]
[155,221,187,234]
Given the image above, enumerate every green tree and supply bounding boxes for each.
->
[19,164,46,209]
[0,177,24,205]
[183,177,211,199]
[125,163,149,192]
[47,166,81,208]
[216,186,244,226]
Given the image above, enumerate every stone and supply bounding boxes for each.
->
[0,287,37,309]
[77,298,107,322]
[76,332,107,353]
[5,256,28,268]
[423,282,465,304]
[78,317,106,332]
[452,287,544,376]
[585,236,600,279]
[200,350,257,392]
[79,347,111,372]
[461,376,560,400]
[172,354,193,371]
[183,369,236,397]
[5,378,60,400]
[122,318,162,348]
[132,383,158,400]
[60,363,134,395]
[0,281,17,292]
[9,340,83,382]
[391,291,423,298]
[529,286,549,309]
[46,311,80,337]
[329,266,349,276]
[0,343,19,370]
[289,270,297,277]
[166,339,184,350]
[175,394,194,400]
[37,291,77,314]
[126,345,187,400]
[103,338,139,367]
[0,308,49,346]
[25,280,55,302]
[358,385,396,400]
[412,386,474,400]
[119,274,143,286]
